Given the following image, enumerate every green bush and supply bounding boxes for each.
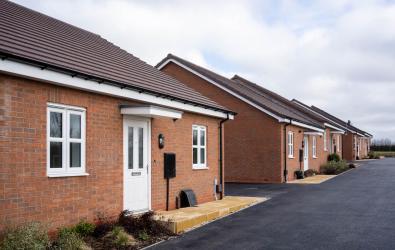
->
[111,226,135,247]
[327,153,340,162]
[0,222,49,250]
[320,160,349,175]
[54,228,87,250]
[73,221,95,237]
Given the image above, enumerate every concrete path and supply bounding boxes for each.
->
[151,159,395,250]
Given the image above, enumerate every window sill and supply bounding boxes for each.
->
[288,156,295,159]
[47,173,89,178]
[313,156,318,159]
[192,167,209,170]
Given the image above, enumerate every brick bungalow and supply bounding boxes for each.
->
[0,1,236,230]
[292,102,372,161]
[157,54,345,183]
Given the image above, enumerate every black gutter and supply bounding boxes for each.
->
[0,52,236,116]
[283,118,292,183]
[218,113,231,199]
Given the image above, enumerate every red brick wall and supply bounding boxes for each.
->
[161,63,283,183]
[0,73,220,230]
[343,133,355,161]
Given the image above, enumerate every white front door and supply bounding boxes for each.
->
[304,136,309,170]
[123,118,150,212]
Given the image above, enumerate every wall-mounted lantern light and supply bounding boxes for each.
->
[158,134,165,149]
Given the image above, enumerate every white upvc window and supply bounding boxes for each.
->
[323,130,327,151]
[288,132,294,158]
[337,135,340,152]
[47,103,87,177]
[312,136,317,158]
[192,125,207,169]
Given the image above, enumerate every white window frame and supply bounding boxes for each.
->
[337,135,340,152]
[288,132,294,158]
[323,130,327,151]
[47,103,87,177]
[192,125,207,169]
[312,136,317,158]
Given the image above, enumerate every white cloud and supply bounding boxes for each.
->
[13,0,395,140]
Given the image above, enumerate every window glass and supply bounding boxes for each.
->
[138,127,143,169]
[128,127,134,169]
[50,112,62,138]
[200,130,205,146]
[50,141,62,168]
[193,129,198,145]
[70,114,81,139]
[70,142,81,167]
[193,148,198,164]
[200,148,205,164]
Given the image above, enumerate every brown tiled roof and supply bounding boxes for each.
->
[310,105,371,136]
[157,54,324,129]
[0,0,233,114]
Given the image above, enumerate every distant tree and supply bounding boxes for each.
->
[371,138,394,151]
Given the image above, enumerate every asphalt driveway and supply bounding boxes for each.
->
[151,158,395,250]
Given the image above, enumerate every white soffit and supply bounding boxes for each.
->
[303,132,324,136]
[330,131,345,135]
[121,105,183,119]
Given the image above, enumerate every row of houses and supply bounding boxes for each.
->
[0,1,371,230]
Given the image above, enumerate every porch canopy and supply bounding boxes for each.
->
[120,104,183,119]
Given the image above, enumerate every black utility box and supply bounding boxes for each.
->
[164,153,176,179]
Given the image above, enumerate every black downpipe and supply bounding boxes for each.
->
[219,113,230,199]
[283,118,292,183]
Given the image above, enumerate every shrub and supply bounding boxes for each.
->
[138,230,150,241]
[92,216,115,238]
[368,151,380,159]
[327,153,340,162]
[304,169,319,177]
[54,228,87,250]
[118,210,173,238]
[110,226,135,247]
[73,221,95,237]
[349,163,356,169]
[0,222,49,250]
[320,160,349,175]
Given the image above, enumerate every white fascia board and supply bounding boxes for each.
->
[158,58,282,122]
[324,123,345,133]
[287,120,324,133]
[304,131,323,136]
[330,131,345,135]
[121,105,183,119]
[0,59,231,119]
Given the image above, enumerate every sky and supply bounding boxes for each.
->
[13,0,395,140]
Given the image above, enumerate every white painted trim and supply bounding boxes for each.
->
[158,58,283,122]
[192,125,207,169]
[324,123,345,132]
[330,131,345,134]
[0,59,231,119]
[288,131,294,158]
[304,132,323,136]
[47,103,86,177]
[290,120,324,133]
[121,105,183,119]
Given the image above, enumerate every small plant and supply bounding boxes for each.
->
[54,228,88,250]
[320,160,349,175]
[92,215,115,238]
[118,210,174,238]
[327,153,340,162]
[73,220,95,237]
[0,222,49,250]
[138,230,150,241]
[111,226,135,247]
[304,169,319,177]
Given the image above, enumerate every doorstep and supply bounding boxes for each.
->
[155,196,266,233]
[288,174,337,184]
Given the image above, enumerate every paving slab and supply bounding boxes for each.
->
[155,196,267,233]
[288,174,337,184]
